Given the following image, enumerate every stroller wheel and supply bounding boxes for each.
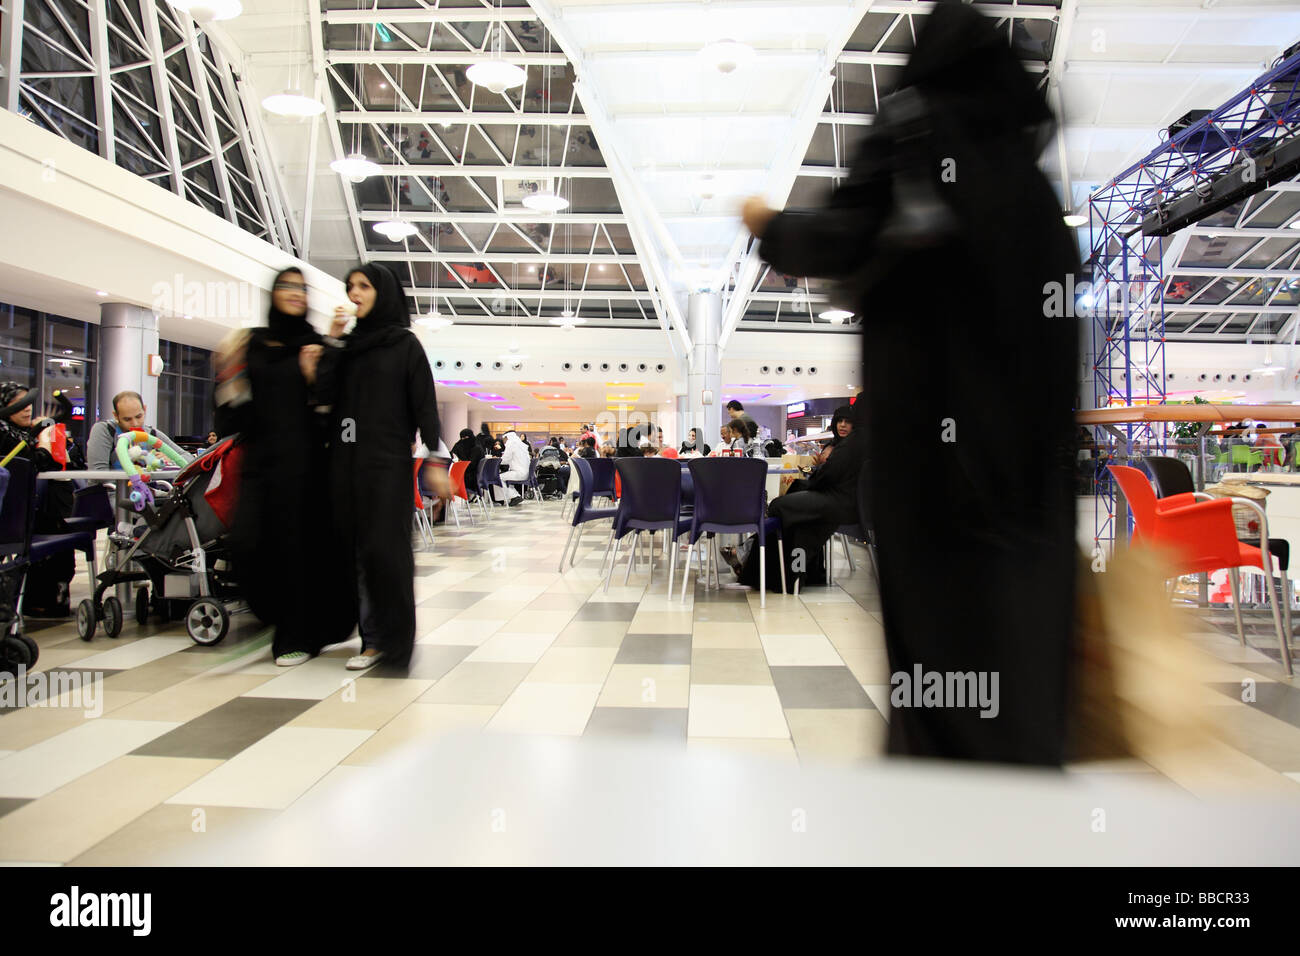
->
[102,597,124,639]
[76,598,97,642]
[17,632,38,666]
[135,586,149,624]
[186,599,229,646]
[0,633,36,677]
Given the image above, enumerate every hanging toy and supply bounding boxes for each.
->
[115,430,188,512]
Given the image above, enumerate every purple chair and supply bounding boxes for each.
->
[603,458,691,594]
[505,456,541,503]
[586,457,616,503]
[681,458,784,607]
[477,456,502,513]
[559,457,618,573]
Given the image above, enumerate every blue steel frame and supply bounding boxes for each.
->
[1086,49,1300,549]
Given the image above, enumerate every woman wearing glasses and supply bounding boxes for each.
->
[216,267,353,666]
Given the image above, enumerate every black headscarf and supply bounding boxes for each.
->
[266,267,319,349]
[900,0,1053,142]
[0,381,35,450]
[344,262,412,354]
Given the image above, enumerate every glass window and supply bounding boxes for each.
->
[0,347,39,388]
[45,315,95,358]
[156,374,179,437]
[43,356,93,447]
[0,305,39,350]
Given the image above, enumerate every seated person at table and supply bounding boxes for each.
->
[727,417,867,592]
[451,427,485,498]
[680,428,711,456]
[0,382,76,616]
[87,390,191,471]
[577,436,598,459]
[714,420,749,456]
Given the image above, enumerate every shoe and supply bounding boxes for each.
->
[346,652,383,670]
[508,497,523,507]
[275,651,311,667]
[722,582,752,591]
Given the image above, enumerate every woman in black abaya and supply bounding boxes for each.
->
[216,268,353,665]
[742,0,1079,765]
[304,263,439,672]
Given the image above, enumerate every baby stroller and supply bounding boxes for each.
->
[81,432,244,646]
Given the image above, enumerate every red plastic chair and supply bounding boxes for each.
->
[1108,465,1292,675]
[447,460,475,528]
[413,459,433,549]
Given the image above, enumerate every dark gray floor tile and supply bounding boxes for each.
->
[0,797,31,818]
[362,645,474,681]
[584,707,689,740]
[616,634,692,665]
[572,602,641,622]
[417,591,491,610]
[770,666,872,709]
[130,696,316,759]
[1211,681,1300,730]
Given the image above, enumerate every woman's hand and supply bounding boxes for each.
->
[330,307,350,338]
[35,425,54,452]
[299,344,324,384]
[741,196,777,238]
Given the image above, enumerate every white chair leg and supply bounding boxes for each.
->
[842,534,854,574]
[680,538,695,604]
[1265,565,1294,676]
[1283,573,1295,649]
[599,524,617,576]
[604,534,622,593]
[667,533,678,596]
[648,532,655,583]
[624,532,639,586]
[777,539,786,595]
[558,523,578,574]
[826,538,834,588]
[1229,568,1247,646]
[450,503,460,529]
[759,543,766,609]
[569,525,585,568]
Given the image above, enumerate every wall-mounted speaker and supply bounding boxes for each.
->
[1244,374,1253,382]
[807,366,817,375]
[760,365,770,374]
[600,362,610,371]
[793,366,803,375]
[562,362,573,371]
[492,361,503,370]
[618,363,628,372]
[581,362,591,371]
[474,361,483,369]
[1212,373,1222,382]
[655,364,665,373]
[1197,373,1207,382]
[434,360,445,369]
[637,363,647,372]
[454,360,464,369]
[775,366,785,374]
[1228,373,1237,381]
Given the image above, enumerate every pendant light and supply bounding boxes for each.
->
[467,16,526,94]
[819,308,853,323]
[264,21,325,117]
[168,0,241,22]
[520,40,567,212]
[416,216,453,328]
[331,15,379,179]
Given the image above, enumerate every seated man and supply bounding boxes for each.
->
[730,424,866,592]
[86,390,192,471]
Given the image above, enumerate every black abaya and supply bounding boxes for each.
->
[219,328,354,657]
[318,264,439,670]
[756,1,1079,765]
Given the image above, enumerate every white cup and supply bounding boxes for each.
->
[340,301,358,316]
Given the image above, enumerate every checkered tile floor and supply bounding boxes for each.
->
[0,497,1297,864]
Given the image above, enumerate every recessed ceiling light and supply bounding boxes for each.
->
[95,290,107,297]
[698,38,755,74]
[1063,213,1087,228]
[378,82,388,89]
[819,309,852,323]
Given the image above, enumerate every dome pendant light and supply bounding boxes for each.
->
[467,21,527,95]
[330,152,381,179]
[521,188,569,213]
[262,88,325,117]
[167,0,242,22]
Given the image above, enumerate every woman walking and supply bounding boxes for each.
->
[216,268,354,666]
[302,263,440,672]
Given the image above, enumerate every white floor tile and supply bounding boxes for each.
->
[0,719,180,798]
[66,636,194,670]
[485,682,603,736]
[687,685,790,739]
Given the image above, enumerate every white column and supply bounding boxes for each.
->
[438,398,469,448]
[686,291,722,450]
[98,303,160,421]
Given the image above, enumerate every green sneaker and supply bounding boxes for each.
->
[275,651,310,667]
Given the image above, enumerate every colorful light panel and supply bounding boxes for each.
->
[466,392,504,401]
[436,380,479,387]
